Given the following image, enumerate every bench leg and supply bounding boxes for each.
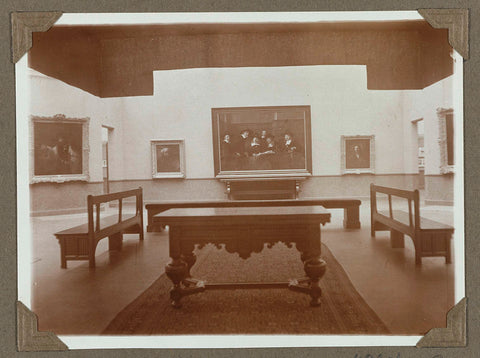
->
[415,253,422,265]
[139,220,144,241]
[344,207,360,229]
[446,235,452,264]
[89,253,96,268]
[109,233,123,251]
[59,239,67,269]
[390,230,405,248]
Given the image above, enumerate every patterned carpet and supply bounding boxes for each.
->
[103,242,389,335]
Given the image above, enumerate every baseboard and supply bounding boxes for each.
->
[30,205,106,217]
[108,199,137,207]
[425,199,454,206]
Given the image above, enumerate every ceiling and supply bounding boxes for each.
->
[29,20,453,97]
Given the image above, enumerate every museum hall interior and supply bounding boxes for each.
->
[21,16,460,338]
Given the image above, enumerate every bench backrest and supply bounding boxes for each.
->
[87,187,143,235]
[370,184,420,237]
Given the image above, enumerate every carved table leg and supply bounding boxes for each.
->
[303,256,327,306]
[182,246,203,288]
[165,228,205,308]
[289,225,327,306]
[165,257,188,308]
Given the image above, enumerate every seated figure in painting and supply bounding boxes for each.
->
[248,135,263,170]
[259,129,268,152]
[264,136,277,154]
[280,132,297,154]
[253,135,276,170]
[249,136,262,155]
[278,132,298,169]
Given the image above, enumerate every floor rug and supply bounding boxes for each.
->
[103,242,389,335]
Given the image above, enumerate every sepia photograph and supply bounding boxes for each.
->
[15,11,465,350]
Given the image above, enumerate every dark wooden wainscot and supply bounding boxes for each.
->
[54,188,144,268]
[147,197,360,232]
[370,184,453,264]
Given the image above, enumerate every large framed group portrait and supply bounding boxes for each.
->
[341,135,375,174]
[30,114,90,183]
[212,105,313,178]
[151,139,186,178]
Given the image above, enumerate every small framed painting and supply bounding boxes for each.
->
[341,135,375,174]
[151,139,185,178]
[30,114,90,183]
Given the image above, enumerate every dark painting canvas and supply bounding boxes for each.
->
[156,144,181,173]
[213,106,312,176]
[34,122,83,175]
[345,138,370,169]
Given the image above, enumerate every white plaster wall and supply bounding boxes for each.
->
[120,65,410,179]
[101,98,125,180]
[28,69,124,182]
[402,76,453,175]
[28,66,452,183]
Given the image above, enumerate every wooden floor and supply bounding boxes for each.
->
[28,199,455,336]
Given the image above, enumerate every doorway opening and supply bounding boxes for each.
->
[101,126,113,194]
[412,118,425,189]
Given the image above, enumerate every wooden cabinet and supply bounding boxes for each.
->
[223,178,303,200]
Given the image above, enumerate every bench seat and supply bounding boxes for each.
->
[54,188,144,269]
[378,210,454,231]
[55,214,140,237]
[371,184,454,265]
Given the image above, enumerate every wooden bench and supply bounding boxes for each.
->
[370,184,453,265]
[146,198,361,232]
[54,188,144,268]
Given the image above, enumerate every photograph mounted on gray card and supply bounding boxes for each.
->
[13,9,468,351]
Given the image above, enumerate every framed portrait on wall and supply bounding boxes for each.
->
[151,139,185,178]
[30,114,90,183]
[212,105,313,178]
[341,135,375,174]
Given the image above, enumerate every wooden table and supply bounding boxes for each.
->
[155,206,331,308]
[146,197,360,232]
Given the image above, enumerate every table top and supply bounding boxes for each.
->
[145,197,361,206]
[154,205,331,220]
